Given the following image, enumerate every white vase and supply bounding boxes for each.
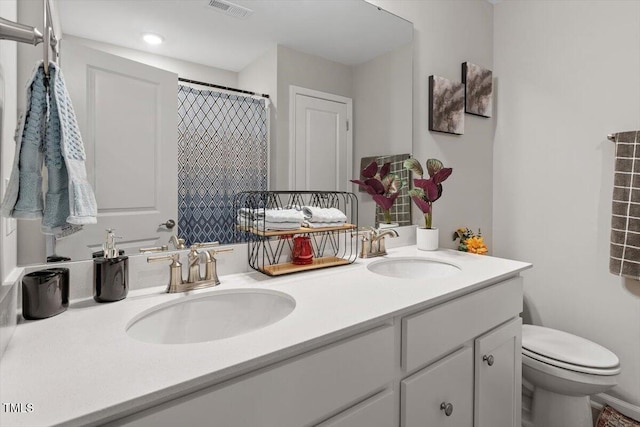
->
[416,227,439,251]
[378,222,399,230]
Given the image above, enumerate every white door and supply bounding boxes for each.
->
[55,43,178,260]
[290,87,352,191]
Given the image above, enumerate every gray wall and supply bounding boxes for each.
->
[353,43,413,226]
[369,0,495,249]
[493,0,640,409]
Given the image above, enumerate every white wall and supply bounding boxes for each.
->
[62,36,238,88]
[367,0,495,249]
[238,46,278,189]
[353,43,413,226]
[0,0,17,282]
[493,0,640,409]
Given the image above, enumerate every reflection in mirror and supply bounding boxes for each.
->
[16,0,413,265]
[358,154,413,228]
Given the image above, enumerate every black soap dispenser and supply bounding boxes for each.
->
[93,229,129,303]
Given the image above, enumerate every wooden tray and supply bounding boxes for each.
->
[259,256,350,276]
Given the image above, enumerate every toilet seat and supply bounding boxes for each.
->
[523,348,621,376]
[522,325,620,376]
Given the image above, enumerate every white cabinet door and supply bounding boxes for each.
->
[474,318,522,427]
[290,86,352,192]
[55,42,178,260]
[401,346,473,427]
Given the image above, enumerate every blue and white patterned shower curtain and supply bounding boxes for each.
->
[177,85,268,245]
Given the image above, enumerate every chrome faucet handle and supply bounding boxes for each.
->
[192,241,220,249]
[359,226,376,238]
[139,245,169,253]
[377,236,388,254]
[147,253,183,293]
[199,250,215,282]
[202,247,234,286]
[359,232,372,258]
[186,245,203,283]
[209,247,234,255]
[147,252,181,263]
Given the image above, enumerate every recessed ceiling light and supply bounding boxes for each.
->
[142,33,164,45]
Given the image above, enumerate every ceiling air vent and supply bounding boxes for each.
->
[207,0,254,19]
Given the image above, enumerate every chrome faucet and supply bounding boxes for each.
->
[359,227,399,258]
[139,234,187,253]
[168,234,186,250]
[147,242,233,293]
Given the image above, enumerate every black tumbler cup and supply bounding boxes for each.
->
[22,268,69,320]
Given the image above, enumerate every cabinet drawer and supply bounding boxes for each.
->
[110,325,395,427]
[402,276,522,372]
[401,346,473,427]
[316,389,396,427]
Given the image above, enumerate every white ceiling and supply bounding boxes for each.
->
[56,0,413,72]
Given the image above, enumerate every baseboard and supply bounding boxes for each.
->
[592,393,640,422]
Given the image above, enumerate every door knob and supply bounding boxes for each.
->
[440,402,453,416]
[159,219,176,229]
[483,354,495,366]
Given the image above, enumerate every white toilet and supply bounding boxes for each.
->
[521,325,621,427]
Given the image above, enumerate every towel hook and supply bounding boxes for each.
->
[43,0,58,79]
[0,0,58,78]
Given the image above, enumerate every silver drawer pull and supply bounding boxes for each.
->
[483,354,495,366]
[440,402,453,416]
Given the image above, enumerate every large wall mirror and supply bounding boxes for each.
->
[16,0,413,265]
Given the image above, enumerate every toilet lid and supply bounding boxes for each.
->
[522,325,619,369]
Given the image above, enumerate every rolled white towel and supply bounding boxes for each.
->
[302,206,347,223]
[237,208,265,221]
[236,216,254,226]
[303,221,347,229]
[264,208,305,223]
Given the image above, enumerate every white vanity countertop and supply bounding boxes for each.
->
[0,246,531,427]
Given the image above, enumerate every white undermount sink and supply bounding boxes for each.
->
[126,289,296,344]
[367,257,461,279]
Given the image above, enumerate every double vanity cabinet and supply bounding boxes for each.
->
[111,278,523,427]
[0,247,530,427]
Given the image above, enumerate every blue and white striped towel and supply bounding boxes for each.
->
[0,61,96,236]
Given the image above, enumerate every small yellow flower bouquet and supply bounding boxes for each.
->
[453,228,488,255]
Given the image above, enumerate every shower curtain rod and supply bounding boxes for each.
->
[178,77,270,99]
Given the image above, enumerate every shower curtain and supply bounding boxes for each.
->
[177,85,268,245]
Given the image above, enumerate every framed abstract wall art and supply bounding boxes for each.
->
[462,62,492,117]
[428,75,465,135]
